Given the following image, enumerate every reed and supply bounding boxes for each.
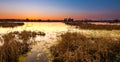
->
[65,22,120,30]
[51,32,120,62]
[0,31,45,62]
[0,23,24,28]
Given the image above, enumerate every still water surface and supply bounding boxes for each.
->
[0,22,120,62]
[0,22,74,62]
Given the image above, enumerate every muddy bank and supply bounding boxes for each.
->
[0,22,24,28]
[65,22,120,30]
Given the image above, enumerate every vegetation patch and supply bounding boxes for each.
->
[65,22,120,30]
[0,31,45,62]
[0,22,24,28]
[50,32,120,62]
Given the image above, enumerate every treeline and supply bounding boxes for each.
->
[0,19,42,22]
[0,19,120,23]
[0,19,63,22]
[76,19,120,23]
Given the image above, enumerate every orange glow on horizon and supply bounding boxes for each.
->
[0,14,83,20]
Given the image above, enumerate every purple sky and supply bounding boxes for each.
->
[0,0,120,20]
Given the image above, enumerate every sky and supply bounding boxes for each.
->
[0,0,120,20]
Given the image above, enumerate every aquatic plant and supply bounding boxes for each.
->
[51,32,120,62]
[0,23,24,28]
[0,31,45,62]
[65,22,120,30]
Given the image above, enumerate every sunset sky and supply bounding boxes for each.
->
[0,0,120,20]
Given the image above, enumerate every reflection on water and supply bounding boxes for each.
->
[0,22,69,44]
[0,22,120,62]
[0,22,68,33]
[0,22,71,62]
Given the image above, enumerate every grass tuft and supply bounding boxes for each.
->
[51,32,120,62]
[0,31,45,62]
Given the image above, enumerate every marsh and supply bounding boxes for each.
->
[0,22,120,62]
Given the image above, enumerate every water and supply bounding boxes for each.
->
[0,22,72,62]
[0,22,70,43]
[0,22,120,62]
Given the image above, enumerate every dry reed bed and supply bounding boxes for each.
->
[0,23,24,28]
[0,31,45,62]
[50,32,120,62]
[65,22,120,30]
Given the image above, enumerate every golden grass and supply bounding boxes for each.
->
[65,22,120,30]
[0,31,45,62]
[0,23,24,28]
[50,32,120,62]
